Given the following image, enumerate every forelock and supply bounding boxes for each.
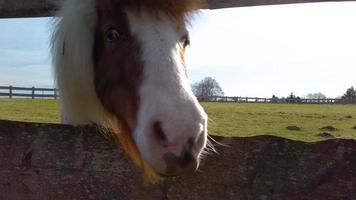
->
[98,0,205,22]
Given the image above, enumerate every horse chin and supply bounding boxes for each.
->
[156,161,200,178]
[133,130,204,179]
[142,155,200,178]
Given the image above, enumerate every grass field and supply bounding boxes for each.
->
[204,102,356,141]
[0,99,60,124]
[0,99,355,141]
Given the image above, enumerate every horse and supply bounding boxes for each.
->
[51,0,208,183]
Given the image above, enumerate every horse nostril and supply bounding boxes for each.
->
[187,137,194,149]
[181,150,194,166]
[153,121,166,141]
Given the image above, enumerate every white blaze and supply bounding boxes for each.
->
[127,10,207,172]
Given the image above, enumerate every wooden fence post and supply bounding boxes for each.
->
[31,87,35,99]
[9,86,12,99]
[54,89,57,100]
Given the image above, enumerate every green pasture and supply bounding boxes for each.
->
[204,102,356,141]
[0,99,60,124]
[0,99,355,141]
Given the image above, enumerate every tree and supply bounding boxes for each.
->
[192,77,224,97]
[304,92,327,99]
[286,92,301,103]
[271,95,279,103]
[342,86,356,100]
[286,92,299,100]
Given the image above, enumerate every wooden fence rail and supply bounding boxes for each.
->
[1,86,355,104]
[1,120,356,199]
[0,86,59,99]
[0,0,355,18]
[197,96,356,104]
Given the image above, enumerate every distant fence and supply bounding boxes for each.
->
[0,86,59,99]
[1,86,355,104]
[197,96,356,104]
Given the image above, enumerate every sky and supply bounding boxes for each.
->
[0,2,355,98]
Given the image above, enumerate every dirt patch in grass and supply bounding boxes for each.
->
[286,126,301,131]
[319,126,338,132]
[345,115,353,119]
[316,132,335,138]
[352,126,356,130]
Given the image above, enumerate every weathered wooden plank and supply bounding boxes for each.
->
[206,0,355,9]
[0,0,56,18]
[0,120,355,199]
[0,0,355,18]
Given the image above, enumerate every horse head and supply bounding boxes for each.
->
[52,0,207,183]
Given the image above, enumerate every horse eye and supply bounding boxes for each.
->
[181,35,190,48]
[105,28,125,43]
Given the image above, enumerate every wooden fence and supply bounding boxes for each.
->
[0,86,59,99]
[1,120,355,199]
[0,0,354,18]
[197,96,356,104]
[1,86,355,104]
